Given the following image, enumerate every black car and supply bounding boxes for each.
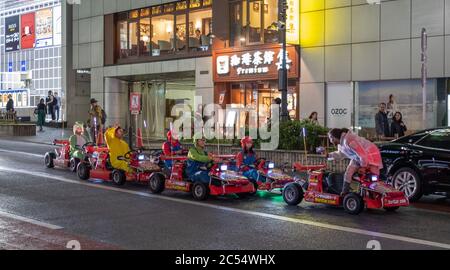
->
[378,128,450,202]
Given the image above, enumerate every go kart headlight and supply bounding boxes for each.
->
[371,175,379,182]
[138,154,146,161]
[220,164,228,171]
[268,162,275,169]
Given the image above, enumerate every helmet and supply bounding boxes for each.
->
[73,122,84,134]
[241,136,253,148]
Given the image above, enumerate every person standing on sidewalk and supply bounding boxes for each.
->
[36,98,46,132]
[6,94,14,112]
[86,98,104,143]
[46,91,55,122]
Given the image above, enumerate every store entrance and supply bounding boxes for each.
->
[229,80,297,126]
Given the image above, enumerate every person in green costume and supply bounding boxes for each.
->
[69,122,90,160]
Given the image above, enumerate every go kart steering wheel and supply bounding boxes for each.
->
[82,142,96,150]
[124,150,142,160]
[255,158,266,168]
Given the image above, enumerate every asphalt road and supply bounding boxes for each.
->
[0,139,450,250]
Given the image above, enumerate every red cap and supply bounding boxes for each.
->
[241,136,253,148]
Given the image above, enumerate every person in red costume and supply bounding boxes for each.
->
[162,130,185,168]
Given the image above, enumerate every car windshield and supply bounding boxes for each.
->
[394,131,429,144]
[415,129,450,150]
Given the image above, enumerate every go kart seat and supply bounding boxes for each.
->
[326,173,344,195]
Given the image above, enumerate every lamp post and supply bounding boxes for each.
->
[278,0,289,122]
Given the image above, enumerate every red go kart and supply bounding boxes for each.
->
[44,140,95,172]
[77,149,162,186]
[282,163,409,215]
[150,154,255,200]
[248,159,296,194]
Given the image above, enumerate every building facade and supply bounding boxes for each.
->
[65,0,450,139]
[0,0,63,120]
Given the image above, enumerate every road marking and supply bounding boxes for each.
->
[0,210,63,230]
[0,166,449,249]
[0,149,44,158]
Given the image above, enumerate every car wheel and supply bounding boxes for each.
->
[343,193,364,215]
[112,170,126,186]
[192,182,209,201]
[149,174,165,194]
[392,167,422,202]
[77,162,90,180]
[69,158,80,172]
[44,153,55,168]
[283,183,304,206]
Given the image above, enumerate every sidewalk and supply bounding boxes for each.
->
[2,126,73,145]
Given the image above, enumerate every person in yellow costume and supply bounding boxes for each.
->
[105,125,133,173]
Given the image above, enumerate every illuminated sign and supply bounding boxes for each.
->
[5,16,20,52]
[286,0,300,45]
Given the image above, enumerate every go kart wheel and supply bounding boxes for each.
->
[44,153,55,168]
[343,193,364,215]
[283,183,304,206]
[149,174,165,194]
[69,158,80,172]
[384,206,399,212]
[392,167,422,202]
[77,162,90,180]
[192,182,209,201]
[112,170,126,186]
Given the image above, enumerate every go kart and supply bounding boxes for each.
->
[77,149,162,186]
[44,140,95,172]
[283,162,409,215]
[249,158,296,194]
[151,154,255,201]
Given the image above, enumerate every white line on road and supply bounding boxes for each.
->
[0,210,63,230]
[0,166,449,249]
[0,149,44,158]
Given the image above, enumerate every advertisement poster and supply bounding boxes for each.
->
[5,16,20,52]
[53,5,62,46]
[357,80,437,131]
[21,13,36,49]
[35,8,53,48]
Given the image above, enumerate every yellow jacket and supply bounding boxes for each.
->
[105,127,131,172]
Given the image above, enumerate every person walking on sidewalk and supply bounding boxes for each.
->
[36,98,46,132]
[86,98,104,143]
[46,91,55,122]
[54,92,61,122]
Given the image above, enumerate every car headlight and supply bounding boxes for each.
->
[220,164,228,171]
[371,175,379,182]
[268,162,275,169]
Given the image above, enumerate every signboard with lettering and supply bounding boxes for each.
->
[130,92,141,114]
[35,8,53,48]
[21,13,36,49]
[286,0,300,45]
[5,16,20,52]
[213,45,299,82]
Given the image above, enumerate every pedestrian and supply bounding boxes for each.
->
[308,111,319,125]
[391,112,407,138]
[87,98,104,143]
[375,103,390,139]
[36,98,46,132]
[54,92,61,122]
[46,91,55,122]
[6,94,14,112]
[328,128,383,196]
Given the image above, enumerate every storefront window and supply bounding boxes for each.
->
[152,14,174,56]
[175,14,187,52]
[118,20,128,58]
[139,18,151,56]
[230,0,278,47]
[128,21,138,56]
[189,9,212,51]
[116,1,212,60]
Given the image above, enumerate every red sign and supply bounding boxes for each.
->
[21,13,35,49]
[130,92,141,114]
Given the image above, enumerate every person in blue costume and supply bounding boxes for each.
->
[235,136,265,184]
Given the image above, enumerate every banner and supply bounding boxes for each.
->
[21,13,36,49]
[326,83,353,129]
[286,0,300,45]
[35,8,53,48]
[5,16,20,52]
[53,5,62,46]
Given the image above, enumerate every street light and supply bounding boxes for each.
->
[278,0,289,122]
